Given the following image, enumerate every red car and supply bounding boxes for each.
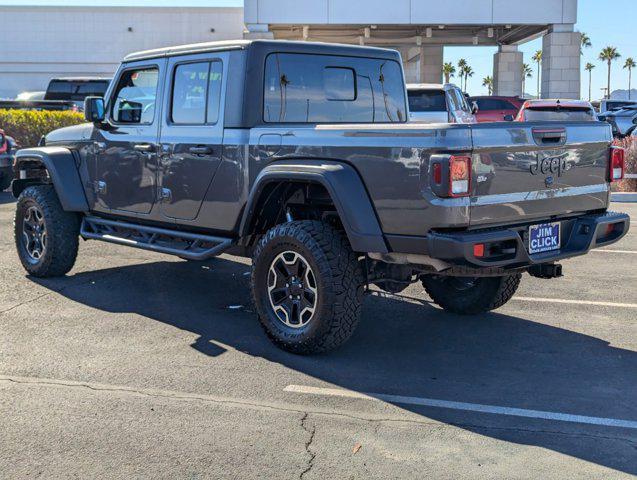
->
[470,96,523,122]
[515,99,597,122]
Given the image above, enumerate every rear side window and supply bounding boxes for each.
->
[451,89,470,113]
[264,53,406,123]
[111,67,159,124]
[171,61,223,125]
[408,90,447,112]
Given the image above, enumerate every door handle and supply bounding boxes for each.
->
[133,144,156,153]
[188,146,213,155]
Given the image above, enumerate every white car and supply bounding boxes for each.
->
[598,99,637,114]
[407,83,477,124]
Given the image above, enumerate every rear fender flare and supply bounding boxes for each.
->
[240,160,388,254]
[13,147,88,212]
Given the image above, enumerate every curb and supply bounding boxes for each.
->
[611,192,637,203]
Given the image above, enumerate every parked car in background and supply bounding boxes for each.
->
[407,83,476,124]
[0,99,77,111]
[598,99,637,114]
[470,96,523,122]
[598,104,637,137]
[0,130,18,191]
[15,91,46,101]
[515,99,597,122]
[44,77,111,110]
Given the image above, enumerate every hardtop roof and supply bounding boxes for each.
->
[124,39,400,63]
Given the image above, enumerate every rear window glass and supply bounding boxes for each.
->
[524,107,595,121]
[45,80,109,100]
[475,98,516,111]
[264,53,406,123]
[408,90,447,112]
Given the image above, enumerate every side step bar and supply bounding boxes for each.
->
[81,216,233,261]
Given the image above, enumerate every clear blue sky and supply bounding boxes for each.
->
[1,0,634,98]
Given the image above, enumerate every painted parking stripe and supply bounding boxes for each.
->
[512,297,637,309]
[284,385,637,429]
[592,249,637,254]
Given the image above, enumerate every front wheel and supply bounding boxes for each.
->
[251,221,363,355]
[422,274,521,315]
[15,185,80,277]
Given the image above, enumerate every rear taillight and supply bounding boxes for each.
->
[610,147,625,182]
[449,155,471,197]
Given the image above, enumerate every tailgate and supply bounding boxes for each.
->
[469,122,612,227]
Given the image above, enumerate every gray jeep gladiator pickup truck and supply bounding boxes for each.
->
[11,40,630,354]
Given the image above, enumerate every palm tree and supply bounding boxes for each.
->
[624,58,636,99]
[584,63,595,102]
[580,32,592,55]
[462,65,474,93]
[442,62,456,84]
[522,63,533,96]
[482,76,493,95]
[532,50,542,98]
[599,46,621,99]
[457,59,468,90]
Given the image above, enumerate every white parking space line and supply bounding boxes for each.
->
[512,297,637,309]
[592,250,637,254]
[284,385,637,429]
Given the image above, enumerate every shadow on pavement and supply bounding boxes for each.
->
[0,191,15,205]
[31,256,637,475]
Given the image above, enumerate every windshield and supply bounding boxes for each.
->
[524,107,595,121]
[407,90,447,112]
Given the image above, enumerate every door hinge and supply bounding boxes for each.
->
[93,180,107,194]
[93,142,106,154]
[159,187,172,202]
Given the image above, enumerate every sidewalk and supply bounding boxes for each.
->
[612,192,637,203]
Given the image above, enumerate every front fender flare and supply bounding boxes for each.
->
[240,160,388,254]
[13,147,89,212]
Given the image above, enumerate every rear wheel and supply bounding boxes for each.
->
[15,185,80,277]
[422,274,521,315]
[251,220,363,355]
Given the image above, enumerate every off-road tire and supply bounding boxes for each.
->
[251,220,363,355]
[422,274,522,315]
[15,185,80,277]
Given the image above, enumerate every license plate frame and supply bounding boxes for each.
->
[528,222,561,255]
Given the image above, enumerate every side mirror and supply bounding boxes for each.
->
[503,114,515,122]
[84,96,105,123]
[471,101,479,115]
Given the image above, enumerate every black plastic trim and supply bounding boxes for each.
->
[240,160,388,254]
[13,147,89,211]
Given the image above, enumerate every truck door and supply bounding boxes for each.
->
[158,53,226,220]
[93,60,165,214]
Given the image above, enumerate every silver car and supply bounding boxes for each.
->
[599,104,637,137]
[407,83,477,124]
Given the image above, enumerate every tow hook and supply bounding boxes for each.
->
[528,263,563,279]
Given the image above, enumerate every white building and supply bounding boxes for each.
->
[0,1,581,100]
[0,5,244,99]
[244,0,582,99]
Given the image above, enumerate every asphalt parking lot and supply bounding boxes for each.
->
[1,191,636,479]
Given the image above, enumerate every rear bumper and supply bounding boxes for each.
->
[420,211,630,269]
